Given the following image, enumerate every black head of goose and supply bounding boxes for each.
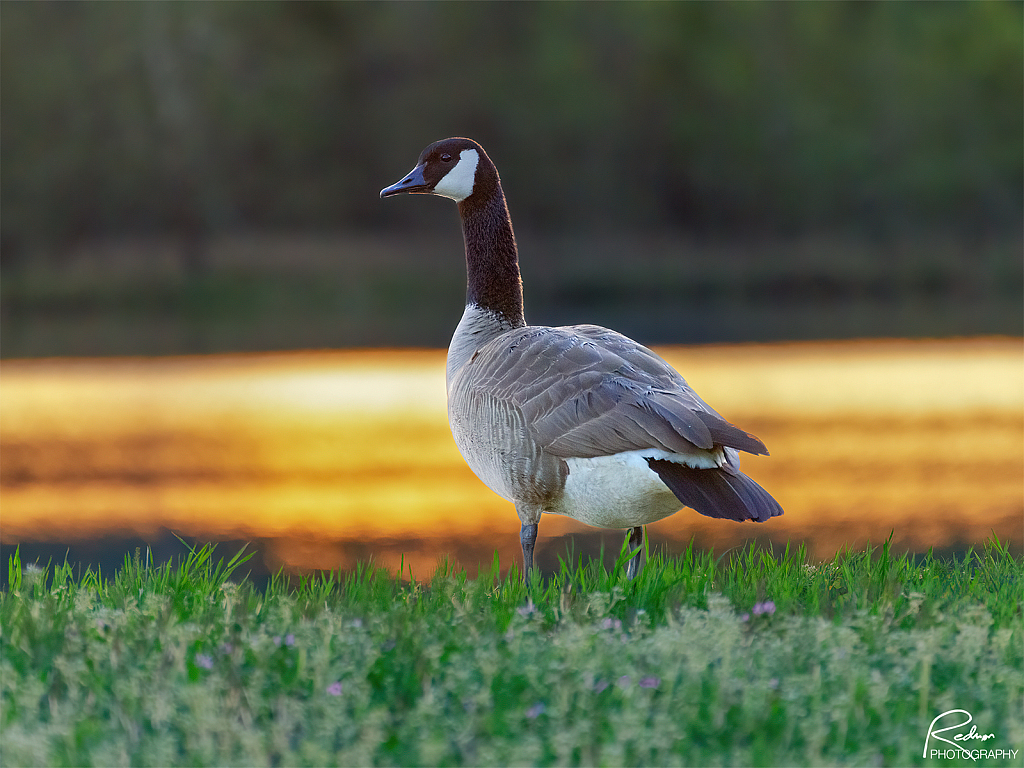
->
[382,137,782,581]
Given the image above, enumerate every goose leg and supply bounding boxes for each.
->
[625,526,645,580]
[520,522,538,584]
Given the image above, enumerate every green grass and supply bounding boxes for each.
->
[1,536,1021,767]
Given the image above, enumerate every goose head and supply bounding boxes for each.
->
[380,136,524,329]
[380,137,491,204]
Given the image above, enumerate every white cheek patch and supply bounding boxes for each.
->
[433,149,479,202]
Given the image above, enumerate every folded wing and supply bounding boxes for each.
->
[464,324,768,461]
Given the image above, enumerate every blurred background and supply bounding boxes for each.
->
[2,2,1021,583]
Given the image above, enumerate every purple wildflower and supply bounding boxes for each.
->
[739,612,751,622]
[753,601,776,616]
[327,681,343,696]
[594,679,610,693]
[617,675,631,688]
[639,676,660,689]
[195,653,214,670]
[284,633,296,646]
[526,702,546,719]
[600,617,622,631]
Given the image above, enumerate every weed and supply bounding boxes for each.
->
[1,538,1021,766]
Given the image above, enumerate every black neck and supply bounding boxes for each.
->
[458,187,525,328]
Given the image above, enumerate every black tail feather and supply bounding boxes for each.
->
[646,458,783,522]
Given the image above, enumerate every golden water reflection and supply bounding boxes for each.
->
[2,340,1021,576]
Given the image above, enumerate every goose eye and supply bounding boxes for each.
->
[440,153,453,162]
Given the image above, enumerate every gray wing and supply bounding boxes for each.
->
[462,324,768,460]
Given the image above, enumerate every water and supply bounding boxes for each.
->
[1,339,1020,581]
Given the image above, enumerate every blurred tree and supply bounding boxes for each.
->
[140,2,229,274]
[0,1,1020,258]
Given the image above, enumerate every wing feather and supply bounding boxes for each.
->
[454,324,768,460]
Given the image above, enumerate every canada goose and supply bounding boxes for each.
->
[381,137,782,580]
